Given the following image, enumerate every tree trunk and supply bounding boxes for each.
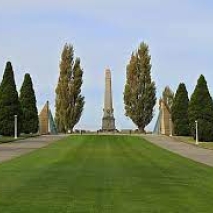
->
[138,126,146,134]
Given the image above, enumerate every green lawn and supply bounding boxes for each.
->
[0,135,213,212]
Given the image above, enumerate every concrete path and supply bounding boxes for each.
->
[0,135,66,163]
[143,134,213,167]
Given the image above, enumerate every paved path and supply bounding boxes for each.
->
[143,134,213,167]
[0,135,66,163]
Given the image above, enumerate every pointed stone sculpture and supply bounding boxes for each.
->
[39,101,57,135]
[102,69,116,131]
[153,99,173,136]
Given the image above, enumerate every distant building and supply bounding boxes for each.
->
[39,101,57,135]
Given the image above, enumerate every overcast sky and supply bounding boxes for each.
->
[0,0,213,131]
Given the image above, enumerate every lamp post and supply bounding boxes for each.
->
[169,118,172,136]
[14,115,17,139]
[195,120,199,145]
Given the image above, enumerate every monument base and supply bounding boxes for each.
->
[102,116,116,132]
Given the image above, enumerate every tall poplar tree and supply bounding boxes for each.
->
[55,44,73,133]
[124,42,156,132]
[171,83,189,136]
[67,58,84,132]
[188,75,213,141]
[0,62,22,136]
[55,44,84,133]
[19,73,39,134]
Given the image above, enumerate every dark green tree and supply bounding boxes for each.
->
[124,42,156,132]
[171,83,189,136]
[55,44,85,133]
[188,75,213,141]
[0,62,22,136]
[19,73,39,134]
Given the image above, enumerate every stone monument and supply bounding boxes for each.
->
[102,69,116,131]
[153,98,173,136]
[39,101,57,135]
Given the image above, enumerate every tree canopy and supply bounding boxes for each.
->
[55,44,85,133]
[124,42,156,132]
[162,86,174,110]
[0,62,22,136]
[171,83,189,136]
[19,73,39,134]
[188,75,213,141]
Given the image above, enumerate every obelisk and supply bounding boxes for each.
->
[102,69,116,131]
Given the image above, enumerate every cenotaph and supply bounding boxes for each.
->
[102,69,116,131]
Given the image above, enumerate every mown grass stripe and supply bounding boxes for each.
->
[0,135,212,212]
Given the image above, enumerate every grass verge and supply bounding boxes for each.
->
[174,136,213,150]
[0,133,39,143]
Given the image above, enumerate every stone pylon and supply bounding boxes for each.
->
[39,101,57,135]
[102,69,116,131]
[153,99,173,136]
